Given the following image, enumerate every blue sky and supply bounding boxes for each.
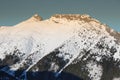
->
[0,0,120,31]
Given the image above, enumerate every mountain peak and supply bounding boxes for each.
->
[27,14,43,22]
[51,14,91,18]
[50,14,90,20]
[50,14,99,23]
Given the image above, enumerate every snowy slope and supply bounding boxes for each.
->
[0,14,120,80]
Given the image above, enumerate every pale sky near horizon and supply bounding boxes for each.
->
[0,0,120,31]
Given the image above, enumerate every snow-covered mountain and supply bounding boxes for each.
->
[0,14,120,80]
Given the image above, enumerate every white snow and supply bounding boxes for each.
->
[113,78,120,80]
[0,17,83,71]
[114,46,120,60]
[86,61,103,80]
[49,62,59,72]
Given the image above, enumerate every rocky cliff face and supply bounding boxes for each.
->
[0,14,120,80]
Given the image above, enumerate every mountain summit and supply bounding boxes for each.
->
[50,14,100,23]
[26,14,43,22]
[0,14,120,80]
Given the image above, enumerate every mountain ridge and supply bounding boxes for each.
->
[0,14,120,80]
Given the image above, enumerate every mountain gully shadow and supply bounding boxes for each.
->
[0,67,83,80]
[27,71,83,80]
